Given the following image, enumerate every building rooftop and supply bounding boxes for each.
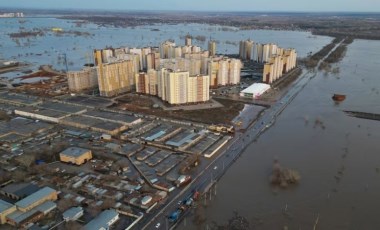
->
[0,117,53,138]
[7,201,56,224]
[240,83,271,95]
[15,107,70,119]
[84,209,119,230]
[1,182,40,199]
[60,147,90,158]
[84,110,140,124]
[39,101,87,114]
[62,206,84,221]
[15,187,56,210]
[0,92,41,106]
[0,199,14,213]
[166,132,198,147]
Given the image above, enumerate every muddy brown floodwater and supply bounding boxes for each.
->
[183,40,380,230]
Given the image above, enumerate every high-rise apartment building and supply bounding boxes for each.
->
[67,67,98,92]
[185,35,192,46]
[208,40,217,57]
[262,49,297,84]
[208,57,242,87]
[239,39,254,60]
[97,61,130,97]
[154,69,209,105]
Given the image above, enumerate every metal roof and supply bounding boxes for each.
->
[63,206,84,220]
[7,201,56,224]
[84,209,119,230]
[15,187,56,209]
[60,147,90,158]
[240,83,271,96]
[1,183,39,198]
[0,199,14,213]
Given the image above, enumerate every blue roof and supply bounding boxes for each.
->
[166,133,197,147]
[15,187,56,209]
[7,201,56,224]
[0,199,14,213]
[84,209,119,230]
[145,130,166,141]
[63,207,84,220]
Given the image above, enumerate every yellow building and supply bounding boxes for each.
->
[51,27,63,32]
[262,49,297,84]
[0,200,16,224]
[59,147,92,165]
[97,61,131,97]
[14,187,57,213]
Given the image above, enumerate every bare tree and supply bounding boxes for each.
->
[16,154,36,168]
[64,221,82,230]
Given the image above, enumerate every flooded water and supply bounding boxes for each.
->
[0,17,330,75]
[183,39,380,229]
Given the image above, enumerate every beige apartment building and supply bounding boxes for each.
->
[67,67,98,92]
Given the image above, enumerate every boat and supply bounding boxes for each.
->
[332,94,346,102]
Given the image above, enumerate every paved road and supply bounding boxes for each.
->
[140,38,348,229]
[140,42,345,230]
[139,67,318,230]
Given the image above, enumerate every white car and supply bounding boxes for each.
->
[155,223,161,228]
[213,166,218,170]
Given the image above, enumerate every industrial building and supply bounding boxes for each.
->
[0,187,58,227]
[60,115,129,135]
[240,83,271,99]
[59,147,93,165]
[0,183,40,201]
[67,67,98,92]
[84,209,119,230]
[0,117,53,141]
[0,92,42,106]
[14,101,87,123]
[0,200,16,224]
[82,109,142,126]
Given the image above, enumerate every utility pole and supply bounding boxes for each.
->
[214,182,217,196]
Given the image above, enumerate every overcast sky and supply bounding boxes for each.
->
[1,0,380,12]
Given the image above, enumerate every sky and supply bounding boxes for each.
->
[0,0,380,12]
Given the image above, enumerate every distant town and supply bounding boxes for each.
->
[0,12,24,18]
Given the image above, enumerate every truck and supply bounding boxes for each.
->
[168,210,182,223]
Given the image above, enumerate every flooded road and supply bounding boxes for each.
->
[183,40,380,230]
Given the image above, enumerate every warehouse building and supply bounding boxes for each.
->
[240,83,271,99]
[0,200,16,224]
[84,209,119,230]
[59,147,92,165]
[0,187,58,228]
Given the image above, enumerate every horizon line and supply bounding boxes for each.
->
[1,7,380,14]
